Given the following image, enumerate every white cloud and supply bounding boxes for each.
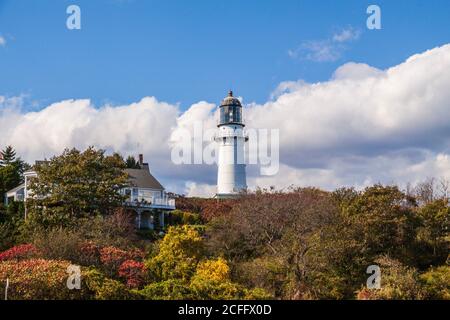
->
[1,44,450,196]
[294,40,342,62]
[253,44,450,155]
[250,150,450,192]
[1,97,178,162]
[289,26,362,62]
[184,181,217,198]
[332,27,361,43]
[0,36,5,46]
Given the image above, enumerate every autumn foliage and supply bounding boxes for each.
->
[118,260,146,288]
[0,244,40,262]
[174,197,235,221]
[0,259,84,300]
[0,154,448,300]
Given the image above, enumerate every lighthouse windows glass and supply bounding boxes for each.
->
[219,105,242,125]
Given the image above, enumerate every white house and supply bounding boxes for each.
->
[122,155,175,229]
[4,155,175,230]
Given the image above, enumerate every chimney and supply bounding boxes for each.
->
[139,154,144,166]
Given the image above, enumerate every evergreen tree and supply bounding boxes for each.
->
[0,146,28,202]
[1,145,16,165]
[125,156,140,169]
[0,163,21,196]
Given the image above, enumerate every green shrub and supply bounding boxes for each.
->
[137,279,192,300]
[136,229,159,241]
[243,287,273,300]
[83,268,138,300]
[0,222,16,251]
[168,210,202,226]
[420,266,450,299]
[356,256,424,300]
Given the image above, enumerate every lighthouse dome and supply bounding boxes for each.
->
[218,90,244,126]
[221,90,242,107]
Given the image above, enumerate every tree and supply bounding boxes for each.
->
[145,225,204,282]
[175,197,235,221]
[207,188,340,299]
[306,185,419,299]
[125,156,140,169]
[419,266,450,299]
[83,268,138,300]
[0,146,30,203]
[342,185,417,259]
[137,279,192,300]
[414,199,449,267]
[194,257,230,282]
[140,226,270,300]
[206,185,437,299]
[189,257,244,300]
[0,163,21,198]
[0,146,16,165]
[27,147,128,228]
[356,256,423,300]
[167,210,202,226]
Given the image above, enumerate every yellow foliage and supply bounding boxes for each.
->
[420,265,450,300]
[195,257,230,282]
[145,225,204,281]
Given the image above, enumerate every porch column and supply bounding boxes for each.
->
[137,210,142,229]
[160,211,164,228]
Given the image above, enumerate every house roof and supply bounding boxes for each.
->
[125,164,164,190]
[6,183,25,196]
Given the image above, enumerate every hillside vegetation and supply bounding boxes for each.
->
[0,146,448,300]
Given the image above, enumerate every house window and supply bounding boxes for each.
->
[131,188,138,201]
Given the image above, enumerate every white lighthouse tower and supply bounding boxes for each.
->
[215,90,247,198]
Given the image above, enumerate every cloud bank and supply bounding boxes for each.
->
[1,44,450,196]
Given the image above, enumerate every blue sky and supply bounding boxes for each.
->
[1,1,450,196]
[1,0,449,110]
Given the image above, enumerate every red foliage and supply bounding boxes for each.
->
[175,197,235,221]
[0,258,85,300]
[80,241,100,256]
[201,200,235,221]
[99,246,144,275]
[356,288,376,300]
[175,197,208,213]
[79,241,101,266]
[0,244,40,262]
[118,260,145,288]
